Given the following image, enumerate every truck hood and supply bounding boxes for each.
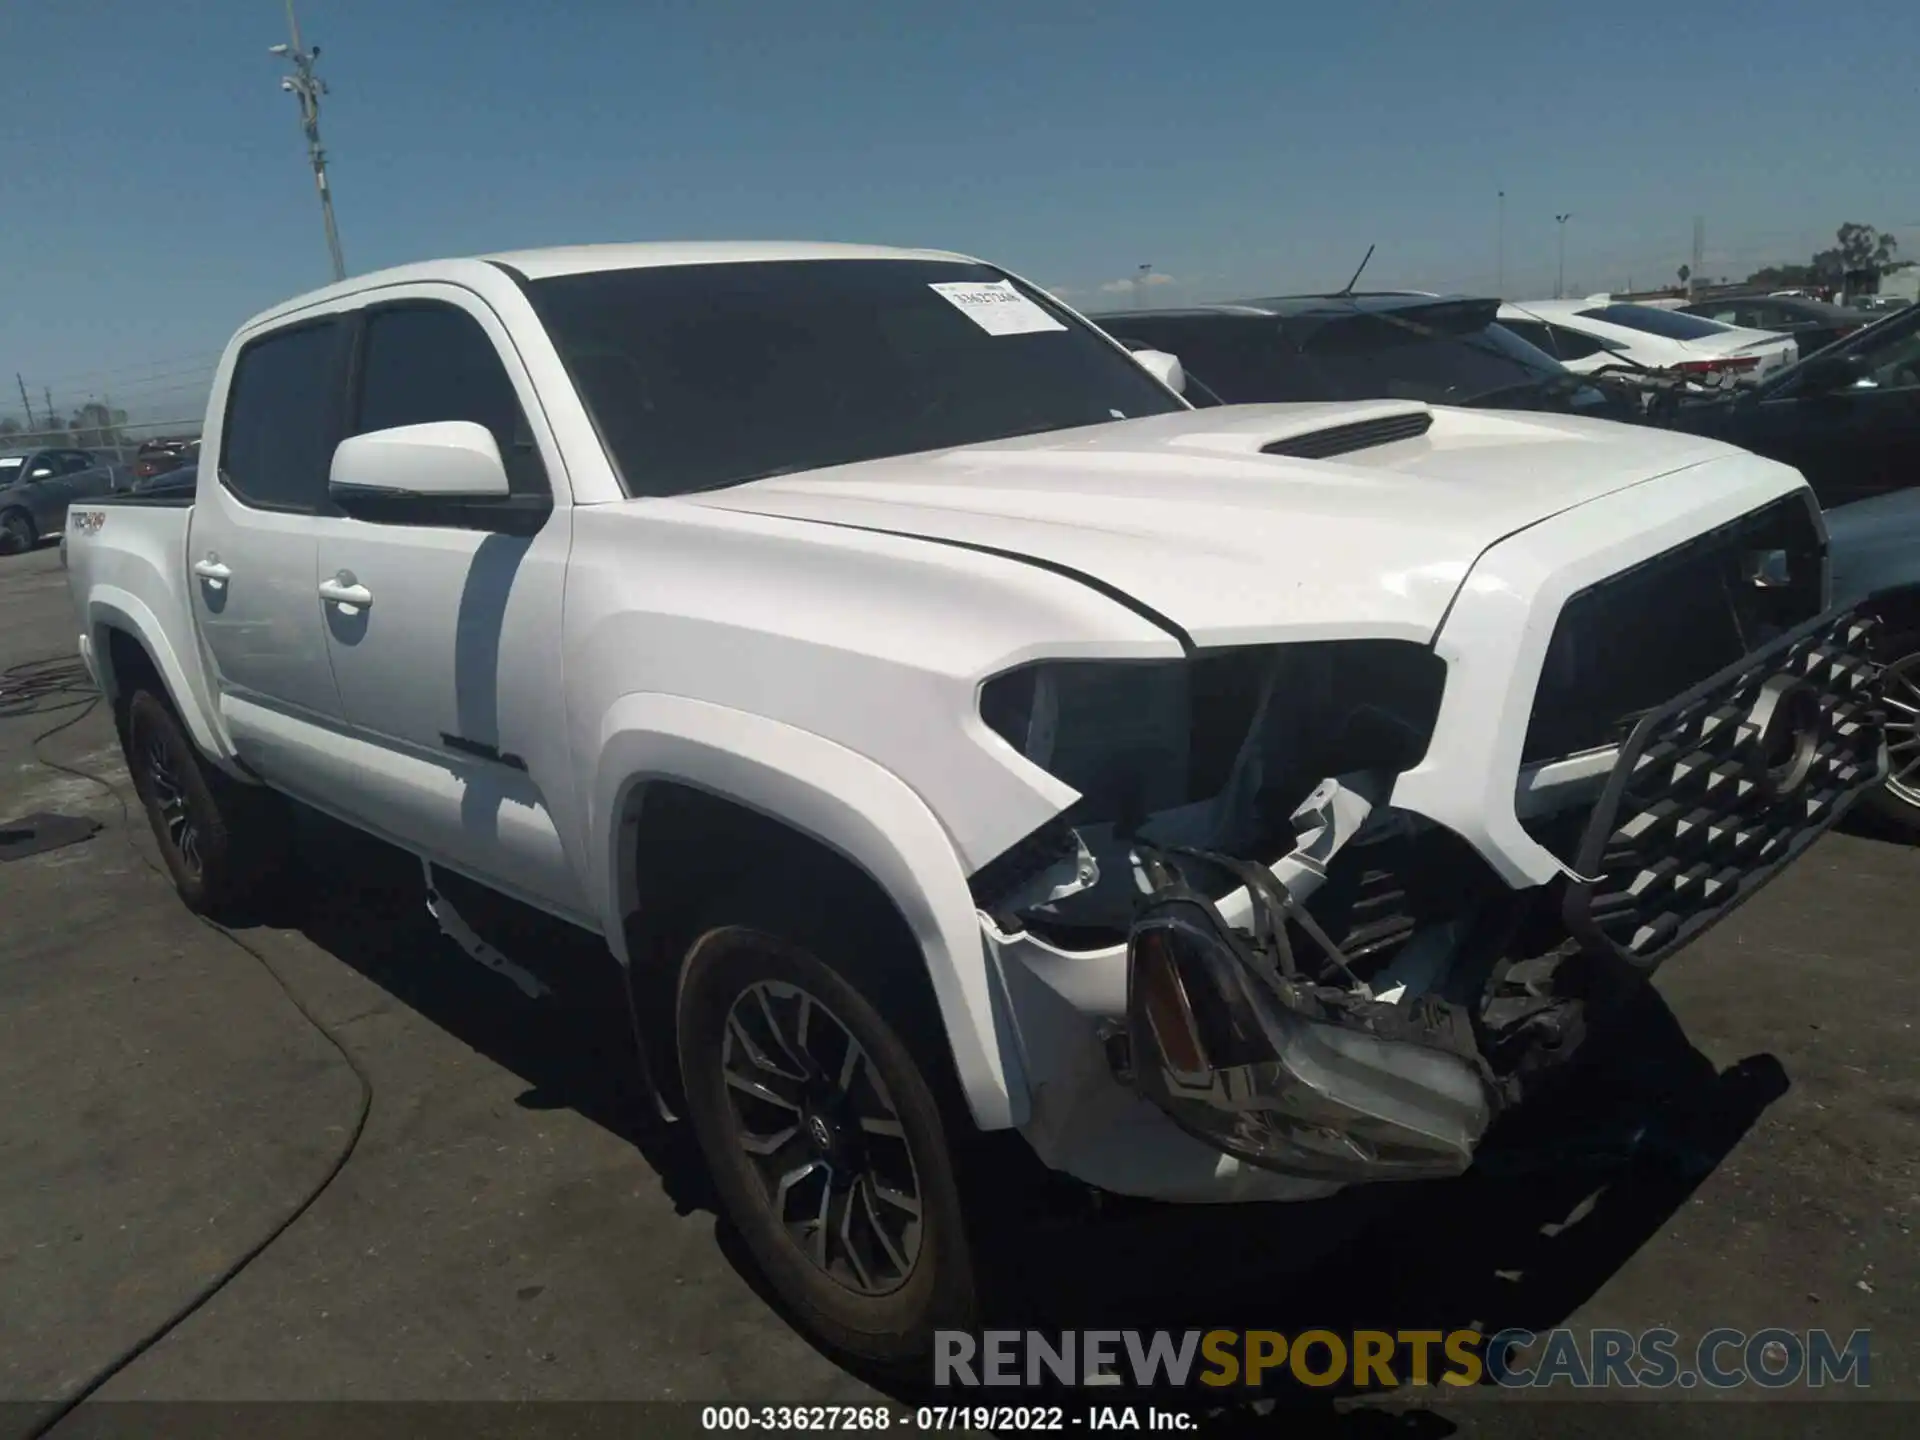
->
[687,401,1757,647]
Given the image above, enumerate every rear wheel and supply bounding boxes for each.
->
[1866,629,1920,836]
[675,911,977,1371]
[0,509,35,556]
[123,688,287,917]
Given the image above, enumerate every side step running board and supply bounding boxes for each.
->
[422,860,553,1000]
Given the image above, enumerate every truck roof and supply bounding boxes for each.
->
[243,241,980,333]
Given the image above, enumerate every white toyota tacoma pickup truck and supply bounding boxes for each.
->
[64,242,1887,1367]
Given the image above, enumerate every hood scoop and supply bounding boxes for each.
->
[1260,407,1434,460]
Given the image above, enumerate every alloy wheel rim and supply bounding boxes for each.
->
[720,978,924,1297]
[144,733,202,877]
[1885,652,1920,807]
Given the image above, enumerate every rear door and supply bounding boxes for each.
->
[188,317,350,780]
[310,288,586,920]
[59,450,113,504]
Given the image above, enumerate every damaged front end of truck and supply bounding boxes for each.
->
[972,527,1888,1189]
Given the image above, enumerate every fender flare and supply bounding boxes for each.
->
[589,692,1030,1132]
[85,586,234,765]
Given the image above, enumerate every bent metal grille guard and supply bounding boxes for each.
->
[1562,605,1887,969]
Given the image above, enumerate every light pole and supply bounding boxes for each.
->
[1133,263,1152,309]
[1496,189,1506,296]
[1554,213,1572,299]
[272,1,346,283]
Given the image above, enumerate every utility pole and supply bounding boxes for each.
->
[16,374,34,432]
[1689,216,1705,300]
[272,1,346,283]
[1554,213,1572,299]
[44,388,55,434]
[1496,189,1506,296]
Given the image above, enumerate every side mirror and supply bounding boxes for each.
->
[1796,351,1871,395]
[329,420,510,500]
[1130,348,1186,394]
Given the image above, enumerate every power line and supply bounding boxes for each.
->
[28,349,223,387]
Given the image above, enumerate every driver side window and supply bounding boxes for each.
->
[1857,320,1920,391]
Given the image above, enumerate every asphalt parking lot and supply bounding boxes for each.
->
[2,538,1916,1437]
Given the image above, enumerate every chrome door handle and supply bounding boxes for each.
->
[318,575,373,611]
[193,557,231,584]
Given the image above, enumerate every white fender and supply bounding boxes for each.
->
[85,585,236,767]
[589,692,1030,1131]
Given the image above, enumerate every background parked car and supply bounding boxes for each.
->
[1678,293,1863,356]
[130,438,195,482]
[1091,293,1642,419]
[128,441,199,493]
[1669,297,1920,508]
[1498,300,1798,383]
[0,447,121,554]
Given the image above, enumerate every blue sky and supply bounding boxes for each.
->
[4,0,1917,427]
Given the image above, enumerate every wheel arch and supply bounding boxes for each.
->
[589,692,1030,1132]
[86,590,232,764]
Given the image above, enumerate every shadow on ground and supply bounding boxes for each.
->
[247,809,1791,1434]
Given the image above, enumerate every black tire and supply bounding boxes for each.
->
[1864,628,1920,837]
[675,905,978,1371]
[0,509,34,556]
[122,688,287,918]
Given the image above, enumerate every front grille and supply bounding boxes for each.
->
[1261,410,1432,460]
[1523,493,1826,763]
[1562,608,1885,968]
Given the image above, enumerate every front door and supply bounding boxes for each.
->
[188,318,350,786]
[1736,306,1920,508]
[19,453,70,536]
[311,292,587,922]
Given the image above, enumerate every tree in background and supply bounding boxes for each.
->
[1748,222,1898,292]
[67,401,128,449]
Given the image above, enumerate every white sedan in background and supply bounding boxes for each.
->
[1498,300,1798,384]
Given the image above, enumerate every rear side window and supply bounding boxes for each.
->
[1501,319,1612,361]
[351,303,548,496]
[220,321,344,511]
[1575,303,1728,340]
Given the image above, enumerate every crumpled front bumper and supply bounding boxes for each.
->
[989,466,1888,1203]
[1119,605,1886,1188]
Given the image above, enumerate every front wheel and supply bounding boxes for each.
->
[1865,630,1920,837]
[0,509,35,556]
[675,920,978,1371]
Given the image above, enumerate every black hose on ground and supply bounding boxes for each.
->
[1,654,374,1438]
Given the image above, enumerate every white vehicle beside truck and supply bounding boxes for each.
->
[63,241,1888,1368]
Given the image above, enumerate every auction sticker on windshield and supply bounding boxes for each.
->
[929,280,1067,336]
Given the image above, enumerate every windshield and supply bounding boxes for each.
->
[1123,306,1566,406]
[1297,310,1565,402]
[1574,303,1733,341]
[525,259,1186,497]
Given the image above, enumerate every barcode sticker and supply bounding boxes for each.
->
[928,280,1068,336]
